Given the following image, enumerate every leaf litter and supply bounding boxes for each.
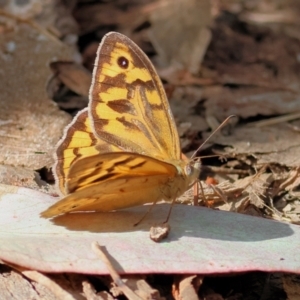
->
[0,0,300,299]
[0,12,76,194]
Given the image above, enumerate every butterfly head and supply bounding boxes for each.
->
[184,157,201,186]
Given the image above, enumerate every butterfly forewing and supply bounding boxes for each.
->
[89,32,180,161]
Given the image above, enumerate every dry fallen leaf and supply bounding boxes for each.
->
[50,61,92,97]
[204,87,300,122]
[210,124,300,167]
[202,14,300,123]
[149,0,212,74]
[0,184,300,275]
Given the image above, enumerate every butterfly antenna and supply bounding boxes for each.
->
[191,115,236,159]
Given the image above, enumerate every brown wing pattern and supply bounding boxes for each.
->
[66,152,178,194]
[54,108,119,194]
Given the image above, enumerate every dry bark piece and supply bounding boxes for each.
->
[123,277,163,300]
[96,291,114,300]
[280,168,300,193]
[83,280,113,300]
[0,18,74,169]
[149,222,170,242]
[22,271,79,300]
[0,165,51,192]
[0,264,56,300]
[5,261,89,300]
[282,274,300,300]
[82,280,114,300]
[172,275,203,300]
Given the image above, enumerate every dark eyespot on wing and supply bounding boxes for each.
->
[117,56,129,69]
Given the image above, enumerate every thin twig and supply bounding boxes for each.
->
[248,111,300,128]
[91,242,142,300]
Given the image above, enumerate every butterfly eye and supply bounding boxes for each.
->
[194,160,201,171]
[117,56,129,69]
[185,165,192,176]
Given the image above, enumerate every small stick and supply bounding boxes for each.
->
[248,111,300,128]
[92,242,142,300]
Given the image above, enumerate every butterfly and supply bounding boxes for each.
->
[41,32,201,218]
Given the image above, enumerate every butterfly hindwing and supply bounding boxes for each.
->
[41,152,178,217]
[66,152,178,193]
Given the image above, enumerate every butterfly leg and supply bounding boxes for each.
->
[134,201,158,226]
[163,198,176,223]
[164,179,197,223]
[197,180,207,205]
[196,180,228,206]
[193,181,199,206]
[209,183,228,204]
